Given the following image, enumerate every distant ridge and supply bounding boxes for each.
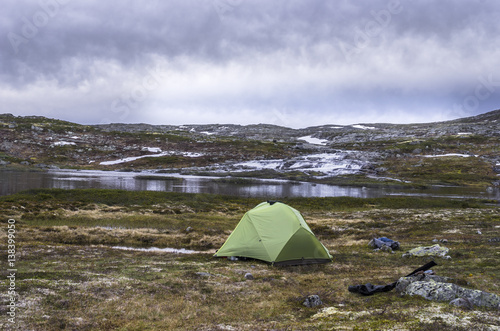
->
[448,108,500,124]
[1,108,500,130]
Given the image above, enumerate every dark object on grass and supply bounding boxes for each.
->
[348,261,437,296]
[348,282,396,296]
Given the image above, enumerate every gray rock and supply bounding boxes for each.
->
[303,295,322,308]
[405,281,458,302]
[31,125,43,132]
[380,245,392,252]
[395,275,451,294]
[402,244,451,259]
[450,297,473,310]
[195,272,212,277]
[396,275,500,309]
[244,273,254,280]
[455,286,500,308]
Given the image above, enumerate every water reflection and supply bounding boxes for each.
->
[0,169,499,200]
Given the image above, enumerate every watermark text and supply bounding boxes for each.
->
[6,219,17,324]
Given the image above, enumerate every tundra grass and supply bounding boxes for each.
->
[0,189,499,330]
[383,155,498,187]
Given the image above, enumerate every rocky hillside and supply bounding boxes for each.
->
[1,110,499,187]
[95,109,500,143]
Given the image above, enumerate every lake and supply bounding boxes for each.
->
[1,169,499,200]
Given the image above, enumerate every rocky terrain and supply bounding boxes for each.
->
[1,110,499,187]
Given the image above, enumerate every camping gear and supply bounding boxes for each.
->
[368,237,400,250]
[348,261,437,296]
[214,201,332,266]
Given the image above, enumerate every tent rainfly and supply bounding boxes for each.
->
[214,201,332,266]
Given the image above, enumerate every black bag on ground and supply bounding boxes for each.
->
[348,261,437,296]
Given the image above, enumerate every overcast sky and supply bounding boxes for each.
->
[1,0,500,128]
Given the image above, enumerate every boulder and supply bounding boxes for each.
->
[404,280,458,302]
[396,275,500,309]
[303,295,322,308]
[402,244,451,259]
[450,297,473,310]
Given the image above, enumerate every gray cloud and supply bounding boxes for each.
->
[1,0,499,127]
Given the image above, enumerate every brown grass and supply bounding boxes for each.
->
[0,195,499,330]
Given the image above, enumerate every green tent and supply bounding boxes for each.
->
[214,201,332,265]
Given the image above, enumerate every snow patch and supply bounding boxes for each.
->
[111,246,199,254]
[236,160,284,170]
[141,147,162,153]
[298,135,328,145]
[231,152,366,177]
[52,141,76,146]
[200,131,216,135]
[422,154,476,158]
[183,152,203,157]
[351,125,376,130]
[100,151,203,165]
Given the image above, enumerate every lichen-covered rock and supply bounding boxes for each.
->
[455,286,500,308]
[402,244,451,259]
[396,275,500,309]
[405,281,458,302]
[395,275,422,293]
[450,297,473,310]
[395,274,451,294]
[395,274,451,293]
